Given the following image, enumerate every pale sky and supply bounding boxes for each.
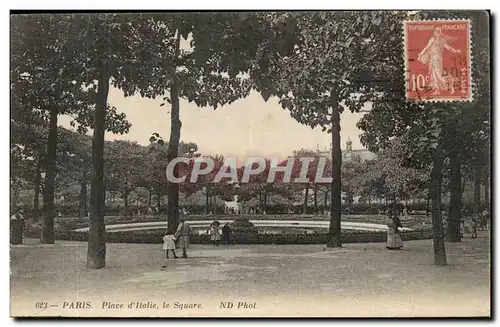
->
[59,87,370,161]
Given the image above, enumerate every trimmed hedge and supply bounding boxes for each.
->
[26,227,433,245]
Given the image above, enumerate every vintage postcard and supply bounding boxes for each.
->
[10,10,491,318]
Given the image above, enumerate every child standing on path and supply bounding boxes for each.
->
[161,233,178,269]
[471,218,478,239]
[210,221,221,246]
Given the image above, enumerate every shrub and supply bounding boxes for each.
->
[232,217,255,228]
[232,217,258,236]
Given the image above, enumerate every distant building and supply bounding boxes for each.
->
[316,138,376,163]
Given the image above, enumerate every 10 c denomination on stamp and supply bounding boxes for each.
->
[404,19,472,102]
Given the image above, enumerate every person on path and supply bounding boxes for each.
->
[480,210,488,230]
[174,218,190,258]
[210,221,221,246]
[386,212,403,250]
[222,222,232,246]
[460,219,465,240]
[161,233,178,268]
[10,209,25,245]
[471,218,478,238]
[229,222,236,245]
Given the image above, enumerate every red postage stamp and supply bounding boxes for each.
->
[404,19,472,102]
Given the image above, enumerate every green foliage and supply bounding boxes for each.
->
[356,138,429,200]
[251,11,406,125]
[358,11,490,173]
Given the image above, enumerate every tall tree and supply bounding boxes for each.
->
[424,10,490,242]
[15,13,167,266]
[11,15,130,244]
[148,11,308,230]
[11,15,85,243]
[252,11,406,247]
[358,10,490,264]
[105,141,146,217]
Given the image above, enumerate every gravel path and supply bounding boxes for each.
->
[10,232,490,317]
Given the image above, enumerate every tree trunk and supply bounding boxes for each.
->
[303,183,309,214]
[392,192,397,217]
[473,165,481,219]
[447,152,462,242]
[11,178,21,213]
[86,72,109,269]
[263,191,267,212]
[258,189,263,212]
[483,168,489,215]
[368,192,371,207]
[79,171,87,219]
[40,107,58,244]
[123,187,129,217]
[208,194,212,213]
[148,188,152,209]
[323,189,328,210]
[426,191,430,217]
[430,155,447,266]
[166,30,182,234]
[347,185,352,216]
[33,155,42,222]
[327,94,342,248]
[205,187,210,214]
[313,184,318,214]
[156,192,161,210]
[123,175,129,217]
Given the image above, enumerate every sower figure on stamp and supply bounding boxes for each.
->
[417,27,461,95]
[174,218,190,258]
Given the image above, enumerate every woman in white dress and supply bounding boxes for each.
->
[160,233,178,269]
[386,214,403,250]
[162,233,178,258]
